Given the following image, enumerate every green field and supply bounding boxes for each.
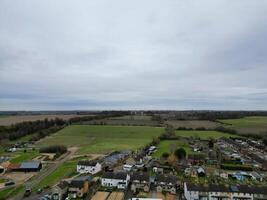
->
[153,140,194,158]
[10,150,39,164]
[38,125,164,154]
[175,130,237,139]
[219,116,267,134]
[36,160,77,189]
[220,116,267,128]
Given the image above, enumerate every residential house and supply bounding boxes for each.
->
[131,172,150,193]
[77,160,102,175]
[154,174,177,194]
[187,154,205,165]
[250,172,263,182]
[261,160,267,171]
[101,172,130,189]
[123,164,134,171]
[51,181,69,200]
[184,182,267,200]
[68,176,92,199]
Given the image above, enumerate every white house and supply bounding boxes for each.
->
[77,160,102,175]
[101,172,130,189]
[123,164,133,171]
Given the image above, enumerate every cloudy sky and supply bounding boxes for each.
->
[0,0,267,110]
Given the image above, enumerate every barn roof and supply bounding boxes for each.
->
[20,161,41,169]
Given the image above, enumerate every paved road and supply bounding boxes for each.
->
[9,148,78,200]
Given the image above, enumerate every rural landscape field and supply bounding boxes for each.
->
[1,1,267,199]
[1,111,267,200]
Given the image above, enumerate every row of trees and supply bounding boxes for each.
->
[0,118,65,141]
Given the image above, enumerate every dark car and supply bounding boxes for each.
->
[24,188,32,197]
[5,181,15,186]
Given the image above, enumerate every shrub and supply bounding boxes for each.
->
[39,145,67,155]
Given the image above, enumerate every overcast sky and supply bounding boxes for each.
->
[0,0,267,111]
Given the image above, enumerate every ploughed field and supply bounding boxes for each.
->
[38,125,164,154]
[0,114,92,126]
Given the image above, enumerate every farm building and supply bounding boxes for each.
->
[77,160,102,174]
[20,161,42,172]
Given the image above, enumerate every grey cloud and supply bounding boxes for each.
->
[0,0,267,110]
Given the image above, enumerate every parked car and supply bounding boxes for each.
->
[24,188,32,197]
[37,188,43,194]
[5,181,15,186]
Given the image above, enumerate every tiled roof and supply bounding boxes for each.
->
[78,160,98,167]
[102,172,128,180]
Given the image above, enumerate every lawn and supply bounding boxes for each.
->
[219,116,267,128]
[38,125,164,154]
[0,185,23,200]
[36,160,77,189]
[153,140,194,158]
[175,130,237,139]
[10,150,39,164]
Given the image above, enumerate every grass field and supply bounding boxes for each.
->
[175,130,237,139]
[38,125,164,154]
[36,160,77,189]
[220,116,267,127]
[219,116,267,134]
[10,150,39,164]
[153,140,194,158]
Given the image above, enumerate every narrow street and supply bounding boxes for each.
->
[9,147,78,200]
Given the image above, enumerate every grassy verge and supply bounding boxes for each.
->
[0,185,23,200]
[10,150,39,164]
[35,160,77,190]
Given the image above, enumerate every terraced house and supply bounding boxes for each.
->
[184,182,267,200]
[130,172,150,193]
